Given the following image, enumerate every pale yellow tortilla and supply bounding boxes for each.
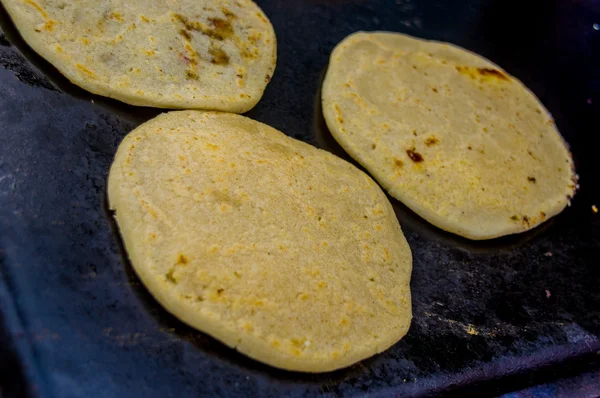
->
[1,0,276,112]
[322,32,577,240]
[108,111,412,372]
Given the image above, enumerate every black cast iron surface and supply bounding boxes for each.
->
[0,0,599,397]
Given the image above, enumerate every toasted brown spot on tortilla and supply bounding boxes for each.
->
[209,46,230,65]
[424,136,439,146]
[406,148,424,162]
[179,29,192,40]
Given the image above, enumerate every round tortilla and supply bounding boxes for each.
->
[108,111,412,372]
[1,0,276,112]
[322,32,577,240]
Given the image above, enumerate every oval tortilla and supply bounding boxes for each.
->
[1,0,276,112]
[322,32,577,240]
[108,111,412,372]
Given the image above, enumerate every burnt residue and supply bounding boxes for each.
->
[0,44,56,90]
[406,148,424,162]
[528,176,536,183]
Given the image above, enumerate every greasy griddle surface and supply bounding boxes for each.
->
[0,0,599,396]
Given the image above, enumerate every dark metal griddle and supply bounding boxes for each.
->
[1,0,599,397]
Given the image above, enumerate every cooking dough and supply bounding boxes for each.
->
[1,0,276,112]
[108,110,412,372]
[322,32,577,240]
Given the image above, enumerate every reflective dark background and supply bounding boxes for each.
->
[0,0,599,397]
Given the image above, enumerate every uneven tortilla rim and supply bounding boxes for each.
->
[107,111,412,372]
[1,1,277,113]
[322,31,576,240]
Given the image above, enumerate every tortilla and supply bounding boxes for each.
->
[108,110,412,372]
[322,32,577,240]
[1,0,276,112]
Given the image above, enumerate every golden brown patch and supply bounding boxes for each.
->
[76,64,95,78]
[209,46,230,65]
[174,14,234,41]
[456,66,509,82]
[393,158,404,168]
[186,71,199,80]
[165,268,177,284]
[177,254,189,265]
[108,12,124,22]
[510,215,519,221]
[221,8,235,19]
[35,20,55,32]
[179,29,192,40]
[424,136,439,146]
[24,0,48,18]
[406,148,424,163]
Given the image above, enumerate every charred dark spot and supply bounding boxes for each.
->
[467,146,472,150]
[209,46,229,65]
[217,288,224,295]
[179,29,192,40]
[432,87,438,93]
[527,150,537,160]
[528,176,536,183]
[456,66,509,81]
[477,68,509,80]
[523,216,530,225]
[372,143,377,149]
[393,158,404,167]
[511,215,519,221]
[425,137,439,146]
[265,74,271,82]
[412,130,418,136]
[406,148,424,163]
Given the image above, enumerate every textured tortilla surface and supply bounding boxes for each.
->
[322,32,577,240]
[108,110,412,372]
